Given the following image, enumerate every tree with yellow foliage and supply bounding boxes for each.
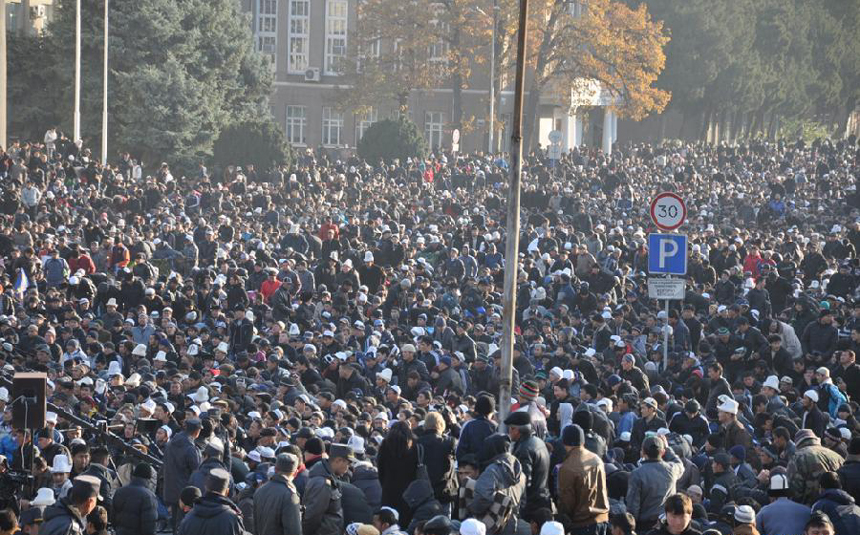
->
[516,0,670,149]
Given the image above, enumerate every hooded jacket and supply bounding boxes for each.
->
[469,444,526,535]
[177,492,246,535]
[40,498,88,535]
[350,461,382,511]
[812,488,860,535]
[403,477,444,533]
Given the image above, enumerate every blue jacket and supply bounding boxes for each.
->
[456,416,496,461]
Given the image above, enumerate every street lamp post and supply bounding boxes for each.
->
[74,0,81,142]
[473,3,498,155]
[488,0,497,155]
[101,0,108,165]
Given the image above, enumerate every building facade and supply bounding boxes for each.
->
[5,0,54,36]
[240,0,619,155]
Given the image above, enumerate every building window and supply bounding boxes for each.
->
[288,0,310,73]
[257,0,278,60]
[355,107,378,144]
[325,0,348,75]
[357,38,380,72]
[322,107,344,146]
[428,21,449,64]
[425,111,444,150]
[285,106,307,145]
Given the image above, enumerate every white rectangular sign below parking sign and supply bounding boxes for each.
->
[648,233,688,275]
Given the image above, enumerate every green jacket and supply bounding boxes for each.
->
[788,437,844,504]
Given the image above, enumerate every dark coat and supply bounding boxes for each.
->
[302,459,344,535]
[178,492,246,535]
[253,474,302,535]
[112,477,159,535]
[511,430,553,517]
[417,431,458,502]
[162,432,202,504]
[189,457,232,494]
[40,499,88,535]
[81,463,114,515]
[378,441,419,526]
[403,478,444,534]
[350,463,382,511]
[341,480,374,525]
[838,458,860,503]
[456,415,496,461]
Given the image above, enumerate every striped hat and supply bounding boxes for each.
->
[519,380,540,401]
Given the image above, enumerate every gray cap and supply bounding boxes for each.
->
[275,453,299,474]
[207,468,231,487]
[329,443,355,461]
[72,474,102,499]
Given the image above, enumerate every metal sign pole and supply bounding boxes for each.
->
[663,294,670,372]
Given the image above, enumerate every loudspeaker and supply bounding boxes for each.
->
[12,372,47,430]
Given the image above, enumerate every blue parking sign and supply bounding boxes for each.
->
[648,234,687,275]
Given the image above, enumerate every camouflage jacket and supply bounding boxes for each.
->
[788,437,845,504]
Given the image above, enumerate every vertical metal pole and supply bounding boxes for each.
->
[498,0,529,430]
[0,0,6,149]
[487,0,497,155]
[74,0,81,142]
[101,0,108,165]
[663,296,670,371]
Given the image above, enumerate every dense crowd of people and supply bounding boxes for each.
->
[0,130,858,535]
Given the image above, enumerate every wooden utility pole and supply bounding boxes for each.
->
[498,0,529,430]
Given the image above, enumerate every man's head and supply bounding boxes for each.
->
[373,507,400,532]
[663,493,693,535]
[328,443,354,476]
[804,511,835,535]
[205,468,231,496]
[275,453,299,479]
[68,475,101,516]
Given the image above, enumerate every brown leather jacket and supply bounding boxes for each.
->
[723,419,758,469]
[557,446,609,527]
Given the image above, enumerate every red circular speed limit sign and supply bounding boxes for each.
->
[650,192,687,231]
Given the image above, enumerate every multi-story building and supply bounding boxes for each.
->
[239,0,619,155]
[5,0,54,36]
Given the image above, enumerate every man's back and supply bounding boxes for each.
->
[626,449,684,525]
[178,493,245,535]
[558,446,609,527]
[254,474,302,535]
[756,497,810,535]
[163,433,201,504]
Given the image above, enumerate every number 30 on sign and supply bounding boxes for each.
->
[650,192,687,231]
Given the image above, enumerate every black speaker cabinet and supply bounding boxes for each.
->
[12,372,47,430]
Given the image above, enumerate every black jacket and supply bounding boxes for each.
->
[253,473,302,535]
[838,458,860,504]
[511,429,553,517]
[178,492,246,535]
[112,477,159,535]
[416,431,458,502]
[341,480,374,525]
